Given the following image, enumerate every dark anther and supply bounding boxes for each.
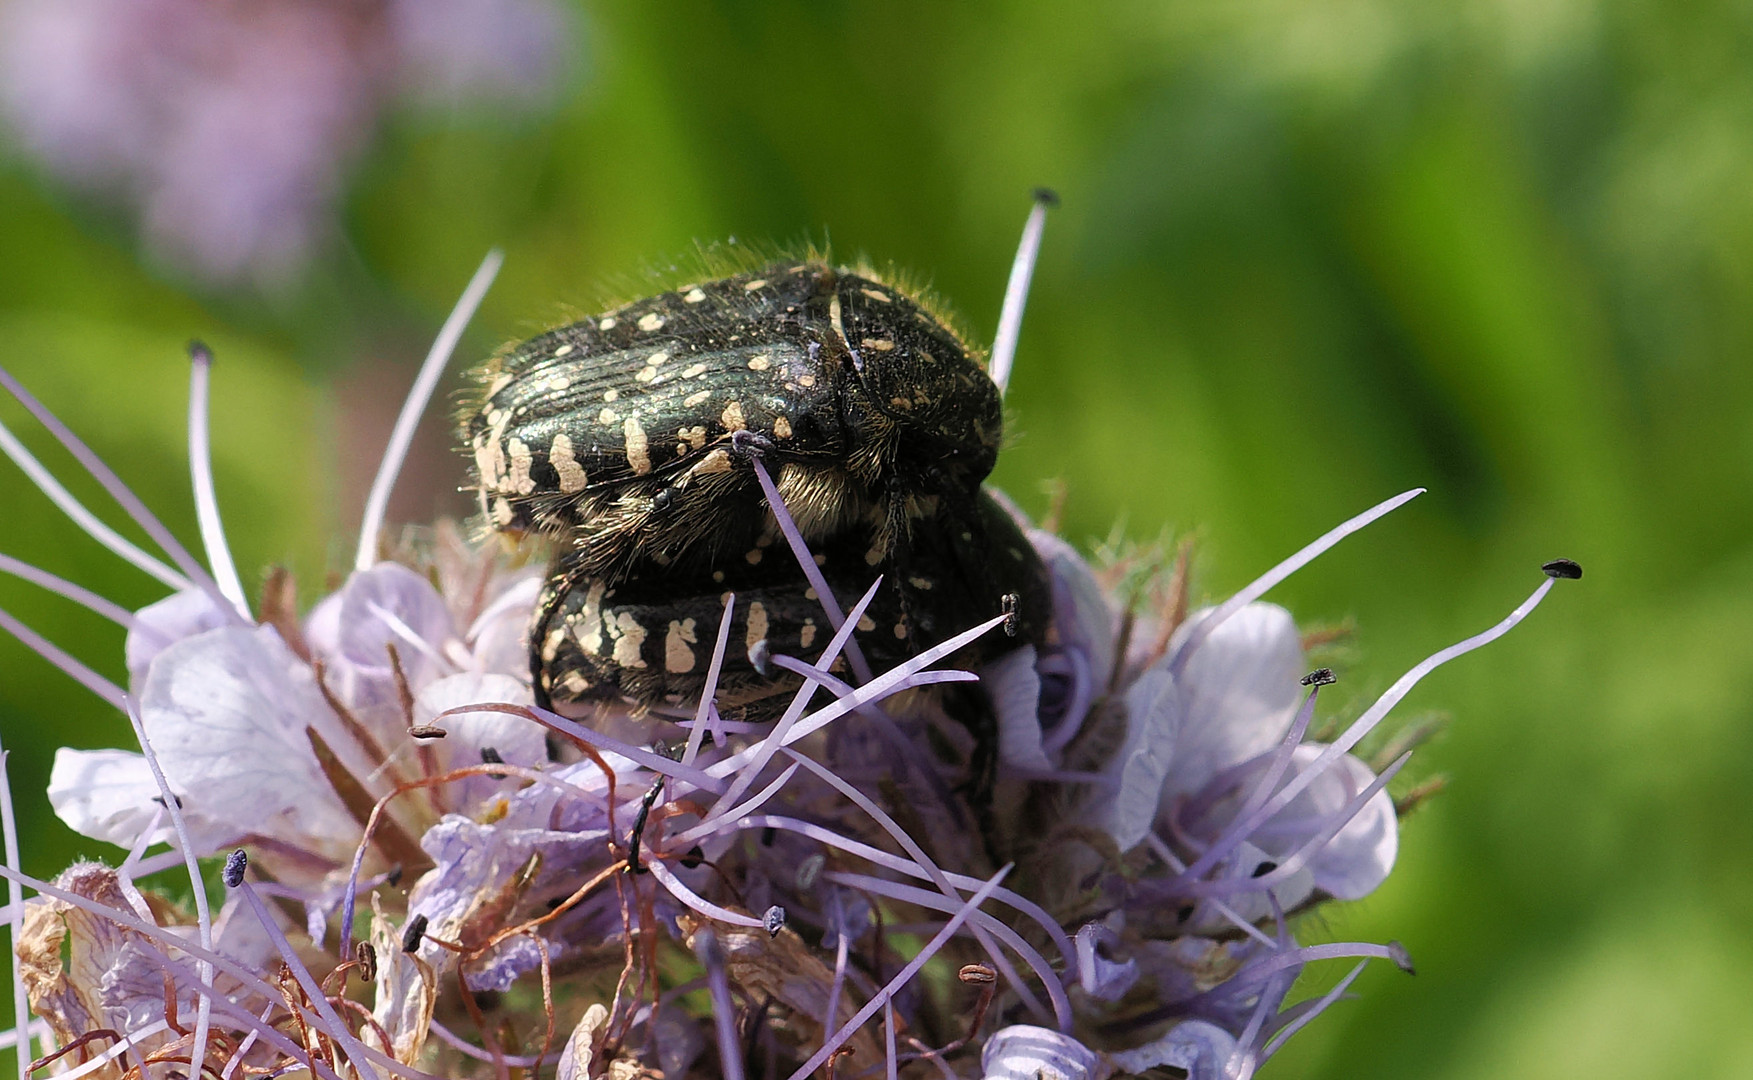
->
[1251,860,1278,878]
[958,963,997,985]
[796,853,825,892]
[385,864,404,887]
[1542,558,1583,580]
[401,914,428,953]
[761,825,777,847]
[355,941,378,983]
[1001,592,1022,638]
[748,638,772,677]
[1032,186,1062,208]
[1389,940,1416,975]
[651,488,675,515]
[221,849,248,888]
[187,340,213,364]
[730,429,774,460]
[763,905,786,937]
[1176,904,1194,924]
[1301,667,1337,687]
[407,724,447,739]
[479,746,504,764]
[627,776,668,874]
[680,846,705,869]
[152,793,184,809]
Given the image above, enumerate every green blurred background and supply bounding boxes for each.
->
[2,2,1750,1076]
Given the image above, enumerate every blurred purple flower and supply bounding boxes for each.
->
[0,0,573,285]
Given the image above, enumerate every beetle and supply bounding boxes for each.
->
[464,257,1051,726]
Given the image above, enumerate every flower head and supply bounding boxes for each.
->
[0,206,1576,1080]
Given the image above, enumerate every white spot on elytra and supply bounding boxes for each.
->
[861,338,895,352]
[681,362,707,379]
[610,611,647,668]
[599,316,617,331]
[665,618,698,673]
[554,343,575,357]
[684,390,711,408]
[745,602,769,655]
[624,417,651,474]
[506,437,535,494]
[773,416,793,439]
[692,447,731,475]
[799,620,817,648]
[679,425,708,450]
[747,354,772,372]
[743,279,768,291]
[638,312,665,332]
[473,433,505,491]
[550,433,587,493]
[603,388,619,403]
[599,407,620,425]
[857,614,876,633]
[721,402,747,431]
[684,288,707,303]
[577,582,606,655]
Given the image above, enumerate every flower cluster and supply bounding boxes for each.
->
[0,240,1575,1080]
[0,0,572,286]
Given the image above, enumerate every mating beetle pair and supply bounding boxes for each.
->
[464,256,1051,728]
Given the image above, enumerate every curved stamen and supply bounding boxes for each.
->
[783,750,1067,1030]
[122,696,215,1080]
[0,744,27,1080]
[0,418,187,591]
[234,877,384,1080]
[1168,488,1424,677]
[0,552,135,627]
[0,366,239,621]
[681,594,736,766]
[692,929,745,1080]
[705,577,884,819]
[700,613,1006,784]
[989,188,1058,395]
[745,453,873,683]
[1195,574,1558,879]
[0,604,125,708]
[354,249,503,572]
[823,870,1065,1028]
[1261,960,1369,1060]
[646,859,764,929]
[784,866,1010,1080]
[670,763,800,846]
[185,344,250,617]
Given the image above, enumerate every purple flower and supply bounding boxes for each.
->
[0,209,1579,1080]
[0,0,573,285]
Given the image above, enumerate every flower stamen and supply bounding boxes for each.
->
[354,250,503,572]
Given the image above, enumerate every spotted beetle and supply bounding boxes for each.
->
[464,257,1051,722]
